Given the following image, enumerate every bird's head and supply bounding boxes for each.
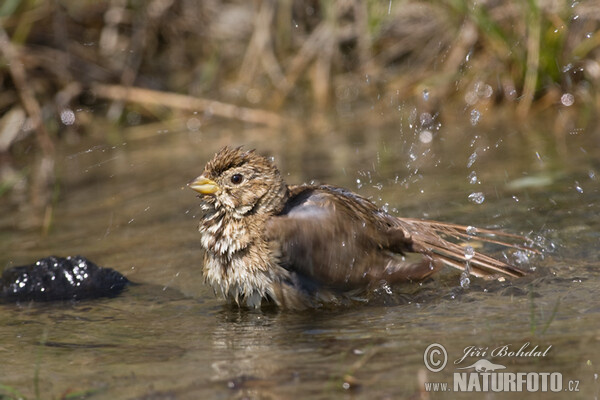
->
[189,147,288,216]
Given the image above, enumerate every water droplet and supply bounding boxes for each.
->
[420,112,433,127]
[574,181,583,193]
[419,130,433,144]
[60,109,76,125]
[470,109,481,126]
[561,93,574,106]
[464,246,475,260]
[467,151,477,168]
[512,195,519,202]
[468,171,479,184]
[468,192,485,204]
[422,89,429,101]
[382,282,393,295]
[466,226,477,235]
[464,91,478,105]
[482,84,493,98]
[186,117,202,131]
[460,258,472,289]
[460,274,471,289]
[356,178,362,189]
[513,251,531,264]
[589,170,596,180]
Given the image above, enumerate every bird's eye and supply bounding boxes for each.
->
[230,174,243,184]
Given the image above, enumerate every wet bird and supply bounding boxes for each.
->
[189,147,531,309]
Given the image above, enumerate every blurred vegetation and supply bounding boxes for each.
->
[0,0,599,210]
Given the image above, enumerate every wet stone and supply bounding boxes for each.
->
[0,256,129,302]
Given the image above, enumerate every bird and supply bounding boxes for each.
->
[189,146,532,310]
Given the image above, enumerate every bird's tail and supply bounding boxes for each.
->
[393,218,537,278]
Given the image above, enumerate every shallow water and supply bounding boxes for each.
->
[1,115,599,399]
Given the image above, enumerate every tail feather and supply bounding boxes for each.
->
[393,218,537,279]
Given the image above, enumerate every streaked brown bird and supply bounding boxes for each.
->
[190,147,531,309]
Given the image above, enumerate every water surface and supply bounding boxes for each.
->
[1,115,599,399]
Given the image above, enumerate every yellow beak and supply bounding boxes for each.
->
[189,175,220,195]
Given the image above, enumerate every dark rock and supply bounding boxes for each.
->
[0,256,129,302]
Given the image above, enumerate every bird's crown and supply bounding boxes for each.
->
[204,146,272,177]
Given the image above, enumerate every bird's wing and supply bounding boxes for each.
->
[265,186,442,290]
[388,218,535,278]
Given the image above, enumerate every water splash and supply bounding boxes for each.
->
[420,112,433,127]
[468,171,479,184]
[470,109,481,126]
[468,192,485,204]
[60,109,76,126]
[560,93,575,106]
[467,151,478,168]
[460,273,470,289]
[512,250,531,265]
[464,246,475,260]
[382,282,393,295]
[419,130,433,144]
[466,226,477,236]
[460,262,471,289]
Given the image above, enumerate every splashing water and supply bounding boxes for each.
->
[60,109,76,126]
[470,109,481,126]
[419,130,433,144]
[382,282,393,295]
[464,246,475,260]
[512,250,532,266]
[561,93,575,107]
[468,171,479,184]
[460,262,471,289]
[467,151,478,168]
[468,192,485,204]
